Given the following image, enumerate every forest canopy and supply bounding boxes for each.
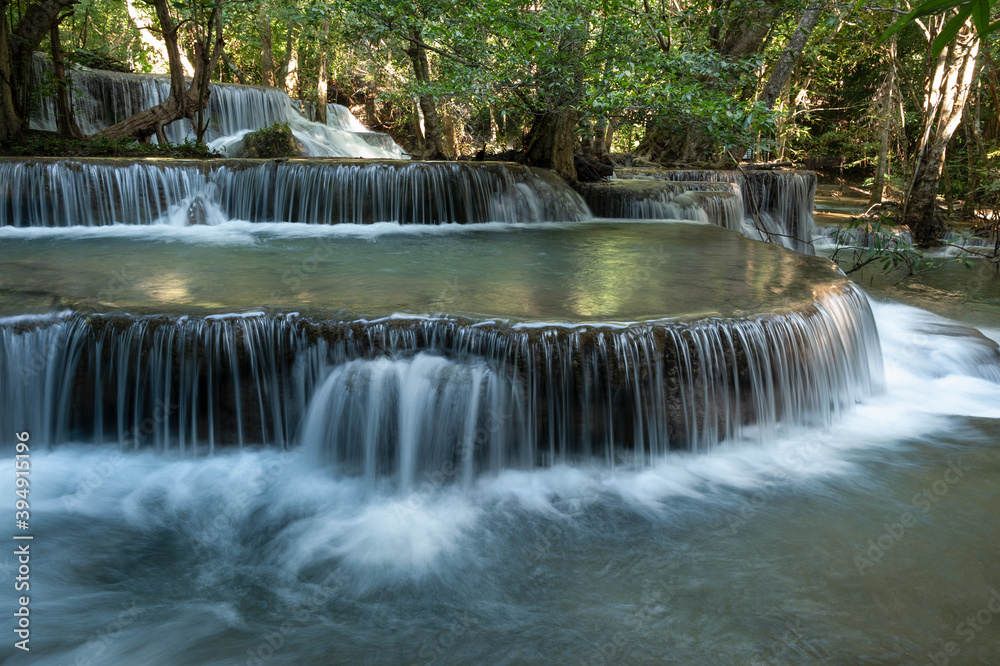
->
[2,0,998,241]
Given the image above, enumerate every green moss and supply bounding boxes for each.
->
[1,132,220,159]
[66,49,132,73]
[242,122,301,158]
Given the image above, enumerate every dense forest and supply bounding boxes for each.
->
[2,0,998,243]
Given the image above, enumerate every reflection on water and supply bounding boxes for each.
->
[0,221,842,321]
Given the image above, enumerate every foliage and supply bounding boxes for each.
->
[590,47,776,156]
[878,0,999,55]
[831,206,933,276]
[947,148,1000,266]
[0,133,220,158]
[3,0,996,182]
[242,122,300,157]
[66,48,132,73]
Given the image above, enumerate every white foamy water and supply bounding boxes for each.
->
[3,295,1000,664]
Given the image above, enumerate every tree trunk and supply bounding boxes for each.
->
[870,38,896,205]
[411,100,425,154]
[963,78,987,208]
[406,29,446,160]
[903,20,979,246]
[710,0,784,58]
[524,109,579,180]
[315,19,330,125]
[50,24,83,138]
[758,0,827,111]
[78,5,89,48]
[581,117,610,162]
[98,0,223,143]
[0,0,79,144]
[222,49,247,84]
[985,67,1000,143]
[283,49,298,95]
[258,18,276,87]
[278,21,297,93]
[963,51,987,209]
[0,0,21,143]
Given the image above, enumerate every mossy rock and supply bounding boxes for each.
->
[0,131,219,158]
[242,122,305,158]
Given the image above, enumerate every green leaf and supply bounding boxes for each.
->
[877,0,967,45]
[909,0,969,19]
[971,0,990,37]
[931,4,973,56]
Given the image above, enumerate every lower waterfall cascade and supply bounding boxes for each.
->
[0,282,883,485]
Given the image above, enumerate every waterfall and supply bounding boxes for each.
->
[578,181,746,230]
[325,103,370,133]
[300,354,527,491]
[0,285,883,482]
[655,170,816,254]
[577,181,704,222]
[28,55,406,159]
[0,312,316,452]
[608,168,817,253]
[0,159,591,226]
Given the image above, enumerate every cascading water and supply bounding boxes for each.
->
[577,180,746,231]
[28,55,406,159]
[0,158,590,226]
[2,299,998,665]
[0,283,883,484]
[608,168,817,253]
[6,75,1000,661]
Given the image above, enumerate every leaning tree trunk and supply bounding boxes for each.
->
[758,0,827,111]
[50,24,83,138]
[221,49,247,84]
[405,29,446,160]
[98,0,223,143]
[903,20,979,246]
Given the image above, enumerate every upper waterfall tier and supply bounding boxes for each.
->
[0,158,590,227]
[28,56,406,159]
